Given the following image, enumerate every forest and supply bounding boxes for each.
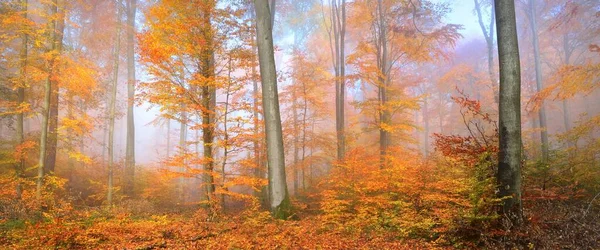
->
[0,0,599,248]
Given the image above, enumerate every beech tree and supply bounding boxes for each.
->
[254,0,291,219]
[495,0,523,225]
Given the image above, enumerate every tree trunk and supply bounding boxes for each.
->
[254,0,291,219]
[376,0,389,168]
[330,0,346,161]
[36,0,60,201]
[179,108,187,202]
[527,0,549,163]
[107,0,121,207]
[16,0,28,199]
[292,84,299,195]
[423,94,429,157]
[45,0,65,174]
[201,2,216,199]
[495,0,523,225]
[474,0,499,104]
[124,0,137,197]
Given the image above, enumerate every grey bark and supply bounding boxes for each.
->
[254,0,291,219]
[124,0,136,197]
[495,0,524,225]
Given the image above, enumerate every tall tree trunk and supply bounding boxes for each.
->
[474,0,498,103]
[16,0,28,199]
[254,0,291,219]
[124,0,137,197]
[376,0,389,168]
[495,0,523,225]
[36,0,60,201]
[201,1,216,199]
[292,84,299,195]
[330,0,346,161]
[423,94,429,157]
[527,0,549,163]
[221,58,233,209]
[45,0,65,174]
[179,108,187,202]
[107,0,121,207]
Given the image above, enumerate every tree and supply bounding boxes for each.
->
[474,0,498,103]
[15,0,28,199]
[107,0,121,207]
[324,0,346,161]
[124,0,136,197]
[254,0,291,218]
[495,0,523,225]
[36,0,62,201]
[526,0,549,162]
[45,0,66,174]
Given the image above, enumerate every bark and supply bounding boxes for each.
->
[124,0,136,197]
[329,0,346,161]
[201,2,216,199]
[254,0,291,219]
[107,0,121,207]
[376,0,389,168]
[16,0,28,199]
[36,0,60,201]
[45,0,65,174]
[495,0,523,225]
[527,0,549,162]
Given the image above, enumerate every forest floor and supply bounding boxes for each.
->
[1,198,599,249]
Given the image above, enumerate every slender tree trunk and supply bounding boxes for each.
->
[107,1,121,207]
[474,0,498,104]
[16,0,29,199]
[527,0,549,162]
[45,0,65,174]
[251,36,265,203]
[254,0,291,219]
[423,94,429,157]
[179,107,187,202]
[495,0,523,225]
[301,77,308,191]
[376,0,389,168]
[36,0,60,201]
[124,0,137,197]
[221,58,233,209]
[330,0,346,161]
[201,2,216,199]
[292,85,299,195]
